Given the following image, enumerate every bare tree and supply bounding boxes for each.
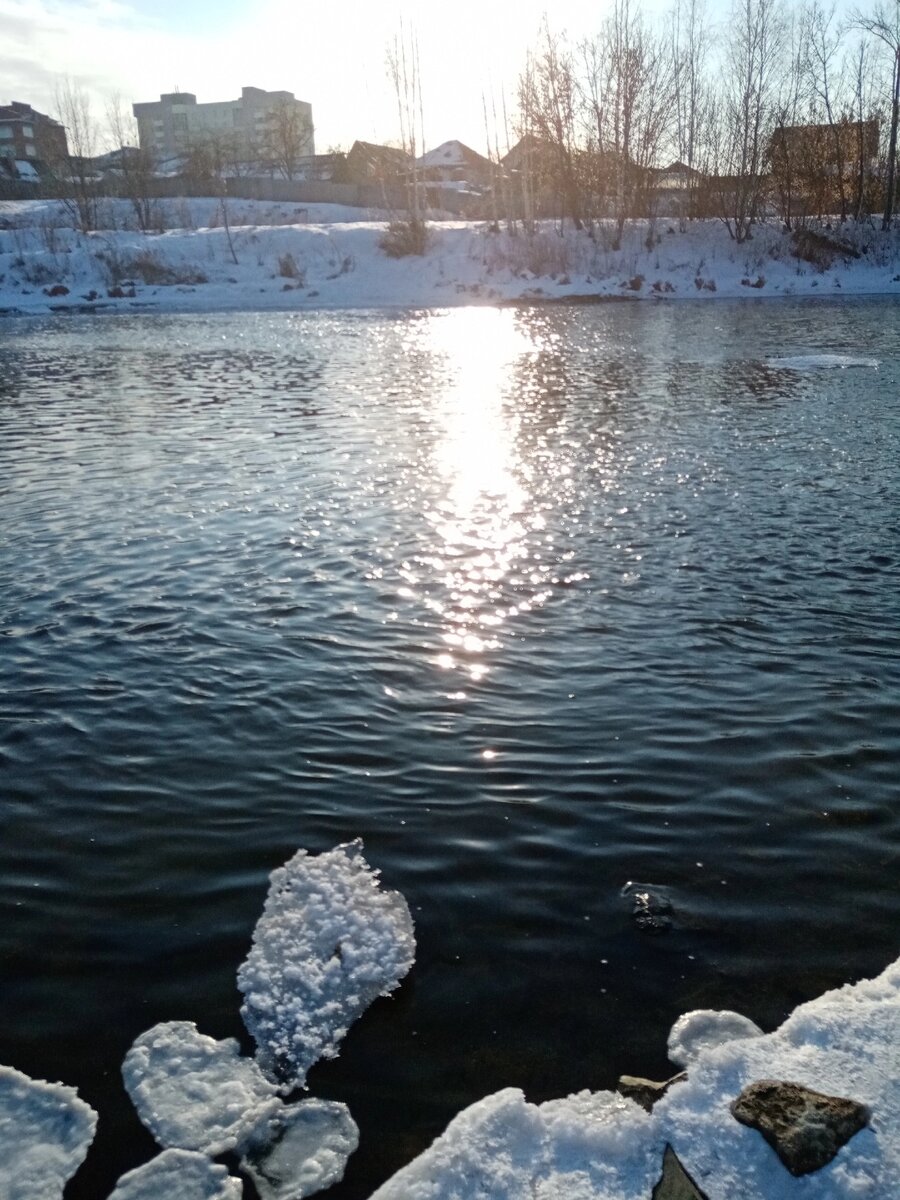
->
[518,22,585,230]
[52,78,99,233]
[715,0,787,241]
[383,18,427,254]
[263,98,313,180]
[106,95,161,232]
[669,0,712,220]
[852,1,900,228]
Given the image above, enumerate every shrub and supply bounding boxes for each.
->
[791,228,860,272]
[278,252,304,282]
[379,218,427,258]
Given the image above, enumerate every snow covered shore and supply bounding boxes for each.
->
[1,198,899,318]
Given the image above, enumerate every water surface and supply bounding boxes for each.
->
[1,299,898,1197]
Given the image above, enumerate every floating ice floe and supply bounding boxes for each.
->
[371,954,900,1199]
[667,1010,764,1068]
[766,354,879,369]
[122,1021,280,1154]
[0,1063,98,1199]
[239,1098,359,1200]
[107,1149,242,1199]
[238,839,416,1091]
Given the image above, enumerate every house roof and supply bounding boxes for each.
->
[416,140,492,171]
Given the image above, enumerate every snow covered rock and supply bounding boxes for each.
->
[239,1098,359,1199]
[0,1063,97,1199]
[107,1149,242,1199]
[368,1086,661,1200]
[237,840,416,1091]
[667,1011,764,1069]
[122,1021,280,1154]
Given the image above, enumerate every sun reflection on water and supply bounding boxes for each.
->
[406,307,555,680]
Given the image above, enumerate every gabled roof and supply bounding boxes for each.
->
[416,140,493,171]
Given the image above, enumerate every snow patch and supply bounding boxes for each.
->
[239,1098,359,1199]
[237,839,415,1091]
[0,1063,97,1199]
[667,1010,764,1068]
[107,1149,242,1199]
[122,1021,280,1154]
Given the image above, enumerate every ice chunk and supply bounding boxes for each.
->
[108,1149,242,1199]
[767,354,879,369]
[369,1087,661,1200]
[237,840,416,1090]
[122,1021,280,1154]
[239,1098,359,1199]
[667,1010,763,1068]
[0,1063,97,1199]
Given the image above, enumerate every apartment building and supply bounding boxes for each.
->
[0,101,68,168]
[132,87,314,170]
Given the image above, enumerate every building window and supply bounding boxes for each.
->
[0,126,12,140]
[23,124,33,137]
[25,143,37,157]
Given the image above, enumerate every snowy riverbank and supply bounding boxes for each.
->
[2,198,900,318]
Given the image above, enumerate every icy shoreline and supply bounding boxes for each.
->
[2,198,899,320]
[1,841,897,1199]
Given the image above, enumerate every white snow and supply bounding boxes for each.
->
[239,1098,359,1200]
[122,1021,280,1155]
[371,954,900,1200]
[107,1149,242,1200]
[1,197,898,317]
[238,839,415,1091]
[667,1010,764,1068]
[0,1063,98,1199]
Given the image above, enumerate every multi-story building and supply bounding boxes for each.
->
[0,102,68,170]
[132,87,314,172]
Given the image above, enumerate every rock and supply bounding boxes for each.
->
[621,882,673,932]
[617,1072,687,1112]
[652,1144,709,1200]
[730,1079,868,1176]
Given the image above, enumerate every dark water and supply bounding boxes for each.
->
[1,300,898,1198]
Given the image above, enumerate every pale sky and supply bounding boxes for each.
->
[2,0,696,154]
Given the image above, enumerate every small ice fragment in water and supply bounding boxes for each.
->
[621,881,673,932]
[0,1062,97,1199]
[122,1021,280,1154]
[107,1149,242,1199]
[667,1009,764,1068]
[766,354,879,370]
[239,1098,359,1200]
[238,839,416,1091]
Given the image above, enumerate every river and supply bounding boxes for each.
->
[0,298,898,1198]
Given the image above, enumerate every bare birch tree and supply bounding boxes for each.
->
[852,1,900,228]
[52,78,99,233]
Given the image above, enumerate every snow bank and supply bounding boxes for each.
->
[239,1098,359,1200]
[122,1021,280,1154]
[371,955,900,1200]
[0,1063,98,1199]
[238,839,415,1091]
[1,198,899,317]
[108,1149,242,1199]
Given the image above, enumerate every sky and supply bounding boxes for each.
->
[2,0,862,157]
[2,0,688,155]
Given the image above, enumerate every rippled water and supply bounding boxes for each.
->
[1,300,898,1198]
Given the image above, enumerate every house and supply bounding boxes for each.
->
[416,140,494,187]
[0,101,68,175]
[647,160,704,217]
[334,141,411,184]
[768,119,880,217]
[132,87,314,170]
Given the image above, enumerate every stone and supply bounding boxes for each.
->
[652,1144,709,1200]
[730,1079,869,1176]
[617,1072,687,1112]
[621,882,673,932]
